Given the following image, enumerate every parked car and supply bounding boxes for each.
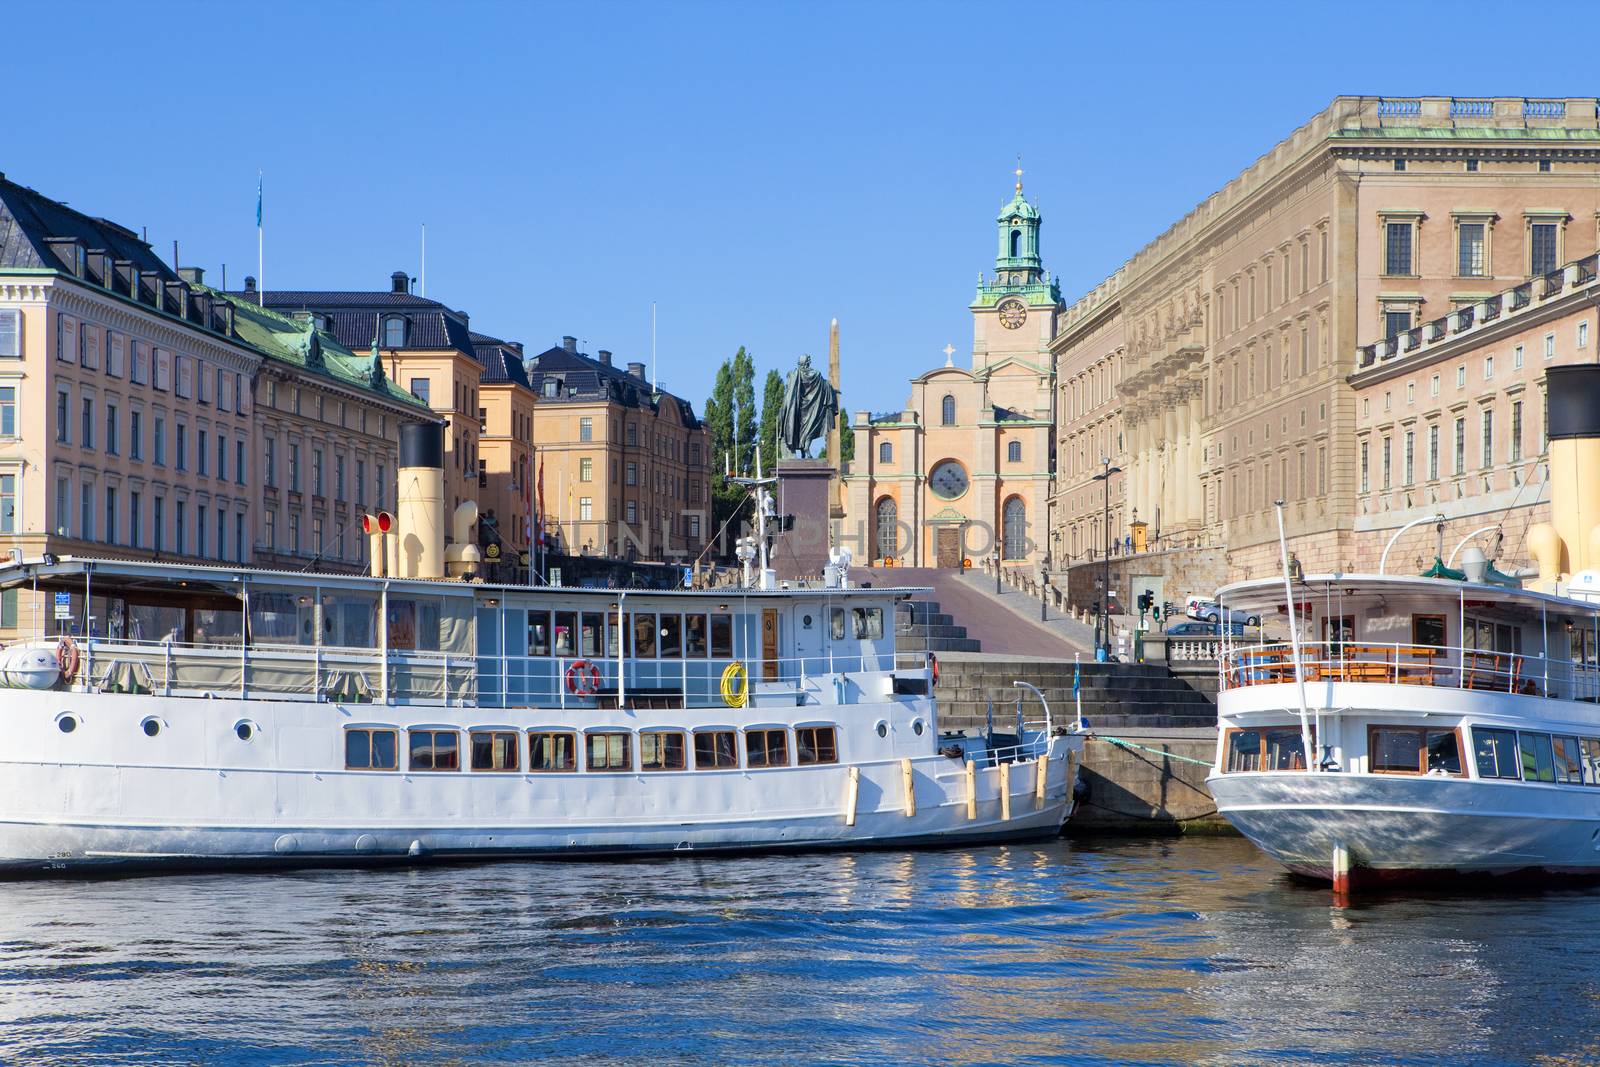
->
[1165,620,1244,637]
[1184,598,1260,627]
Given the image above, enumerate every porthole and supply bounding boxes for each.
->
[875,720,888,739]
[912,718,925,737]
[57,715,77,734]
[235,721,255,742]
[141,717,162,738]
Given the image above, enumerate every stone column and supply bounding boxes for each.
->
[1188,385,1205,534]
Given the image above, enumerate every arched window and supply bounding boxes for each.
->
[1006,440,1022,463]
[941,394,956,426]
[1010,229,1022,258]
[1002,496,1027,560]
[875,496,898,559]
[383,315,406,347]
[878,441,893,463]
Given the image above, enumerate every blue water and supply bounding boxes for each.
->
[1,837,1597,1065]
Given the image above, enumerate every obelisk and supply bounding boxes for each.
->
[826,318,844,519]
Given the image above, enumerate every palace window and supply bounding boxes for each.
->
[0,386,14,437]
[0,310,18,357]
[345,728,399,771]
[586,731,632,772]
[746,728,789,768]
[529,731,577,771]
[1457,222,1487,277]
[1384,310,1412,340]
[1481,409,1494,468]
[470,730,520,772]
[409,729,459,771]
[580,417,593,442]
[694,730,739,769]
[875,496,898,558]
[1384,222,1414,276]
[1530,222,1560,275]
[941,395,956,426]
[641,731,687,771]
[796,726,838,765]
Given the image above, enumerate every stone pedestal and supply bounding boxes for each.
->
[773,458,836,581]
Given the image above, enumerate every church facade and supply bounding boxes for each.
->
[843,179,1060,572]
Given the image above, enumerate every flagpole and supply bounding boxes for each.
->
[420,223,426,298]
[256,171,264,304]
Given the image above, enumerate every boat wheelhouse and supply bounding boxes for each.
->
[0,552,1080,875]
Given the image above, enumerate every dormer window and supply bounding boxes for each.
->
[543,379,559,398]
[313,314,328,331]
[383,315,405,347]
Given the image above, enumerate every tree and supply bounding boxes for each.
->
[704,347,758,554]
[839,417,855,463]
[731,347,756,474]
[758,368,784,474]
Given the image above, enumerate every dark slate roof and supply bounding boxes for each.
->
[470,331,530,388]
[238,288,479,360]
[525,344,700,428]
[0,172,170,279]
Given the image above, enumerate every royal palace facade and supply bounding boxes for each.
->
[1051,96,1600,596]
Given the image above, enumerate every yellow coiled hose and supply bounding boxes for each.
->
[720,661,749,707]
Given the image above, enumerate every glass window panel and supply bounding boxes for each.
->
[1473,727,1519,779]
[1264,728,1308,770]
[1552,735,1585,784]
[641,731,686,770]
[345,729,371,769]
[685,614,708,656]
[1371,728,1424,773]
[553,611,578,657]
[1227,730,1262,773]
[529,731,576,771]
[695,730,738,769]
[372,730,397,770]
[632,613,657,657]
[1425,730,1462,774]
[710,614,733,657]
[528,611,551,656]
[659,613,682,658]
[580,613,604,657]
[1520,732,1556,783]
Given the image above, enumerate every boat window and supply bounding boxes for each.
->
[1552,735,1586,785]
[1584,739,1600,785]
[344,727,398,771]
[831,609,846,640]
[580,612,605,657]
[587,731,632,771]
[1411,614,1446,648]
[1263,727,1310,770]
[1519,731,1556,783]
[249,591,303,645]
[606,615,621,658]
[528,611,552,657]
[409,729,459,772]
[529,730,577,771]
[640,730,687,770]
[386,598,441,651]
[796,726,838,765]
[694,730,738,769]
[1370,726,1461,774]
[1472,727,1521,779]
[686,614,708,656]
[192,607,243,646]
[323,593,376,648]
[746,728,789,768]
[1226,729,1261,772]
[553,611,578,657]
[470,730,520,772]
[852,607,884,640]
[129,602,190,644]
[710,614,733,657]
[659,614,683,658]
[1324,616,1354,659]
[632,613,657,657]
[1568,624,1597,666]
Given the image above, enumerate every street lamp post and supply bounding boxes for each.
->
[1092,458,1121,662]
[992,551,1001,596]
[1038,555,1050,622]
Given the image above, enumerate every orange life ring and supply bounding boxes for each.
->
[56,636,80,683]
[565,659,601,696]
[929,651,940,687]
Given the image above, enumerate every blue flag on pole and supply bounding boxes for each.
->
[255,176,262,227]
[1073,659,1080,695]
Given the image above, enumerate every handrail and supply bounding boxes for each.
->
[1218,639,1583,699]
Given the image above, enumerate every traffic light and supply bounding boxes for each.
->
[1137,590,1152,614]
[1152,603,1162,621]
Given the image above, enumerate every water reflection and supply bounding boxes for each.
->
[0,839,1597,1064]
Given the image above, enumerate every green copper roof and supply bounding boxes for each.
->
[997,191,1039,222]
[206,286,430,412]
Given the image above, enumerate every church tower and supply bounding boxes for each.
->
[970,167,1061,371]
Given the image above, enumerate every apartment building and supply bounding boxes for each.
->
[525,337,709,561]
[471,331,536,570]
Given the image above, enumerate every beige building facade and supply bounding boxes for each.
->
[845,180,1059,571]
[1050,96,1600,594]
[1349,250,1599,574]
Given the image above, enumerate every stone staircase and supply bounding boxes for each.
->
[933,655,1217,733]
[896,599,981,652]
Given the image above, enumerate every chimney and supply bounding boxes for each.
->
[597,350,612,366]
[561,335,577,353]
[397,422,446,580]
[627,361,646,379]
[390,270,409,294]
[243,275,257,294]
[178,266,205,285]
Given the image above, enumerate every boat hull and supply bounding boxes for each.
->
[0,689,1081,877]
[1210,771,1600,885]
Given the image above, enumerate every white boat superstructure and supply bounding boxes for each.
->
[1208,364,1600,892]
[0,554,1081,875]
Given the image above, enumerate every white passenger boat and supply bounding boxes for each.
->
[0,425,1081,876]
[1208,364,1600,892]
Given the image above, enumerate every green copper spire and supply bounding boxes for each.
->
[972,166,1059,310]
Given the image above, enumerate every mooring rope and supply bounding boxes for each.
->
[1088,734,1215,768]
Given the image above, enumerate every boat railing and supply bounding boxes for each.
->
[57,635,935,709]
[1220,640,1590,699]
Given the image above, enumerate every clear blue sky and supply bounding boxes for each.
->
[8,2,1598,417]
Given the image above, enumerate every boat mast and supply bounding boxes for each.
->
[1274,501,1314,771]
